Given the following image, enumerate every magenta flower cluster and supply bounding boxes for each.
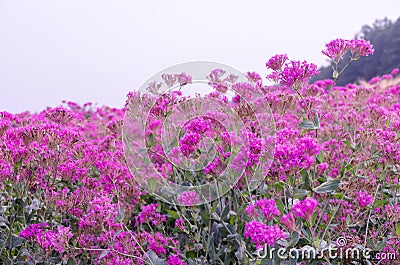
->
[291,197,318,222]
[161,72,193,88]
[20,223,73,253]
[244,221,286,248]
[280,213,296,232]
[177,190,200,206]
[265,54,288,71]
[2,37,400,264]
[266,55,320,87]
[322,38,374,62]
[244,199,280,220]
[0,102,189,264]
[136,203,166,226]
[355,191,373,209]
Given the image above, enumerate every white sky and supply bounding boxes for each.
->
[1,0,399,113]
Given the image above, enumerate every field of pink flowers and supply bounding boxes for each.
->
[0,39,399,265]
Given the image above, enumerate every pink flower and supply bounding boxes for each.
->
[317,162,329,174]
[207,69,226,84]
[204,156,224,175]
[292,197,318,222]
[21,224,72,254]
[368,76,381,84]
[268,60,319,87]
[322,38,351,62]
[356,191,373,208]
[322,38,374,62]
[45,107,75,124]
[280,213,296,231]
[381,74,393,80]
[19,222,49,241]
[246,72,263,83]
[177,191,200,206]
[41,226,73,253]
[0,118,11,137]
[167,255,187,265]
[175,72,192,86]
[213,83,229,93]
[175,219,185,231]
[348,39,374,58]
[244,199,281,220]
[266,54,288,71]
[162,73,178,88]
[179,131,202,157]
[244,221,286,248]
[142,231,169,255]
[136,203,166,226]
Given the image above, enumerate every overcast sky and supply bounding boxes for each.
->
[1,0,399,113]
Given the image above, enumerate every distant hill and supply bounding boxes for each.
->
[313,16,400,85]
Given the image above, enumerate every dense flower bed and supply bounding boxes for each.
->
[1,39,399,265]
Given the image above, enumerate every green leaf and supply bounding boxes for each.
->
[333,192,345,199]
[221,203,231,220]
[299,120,318,130]
[343,140,353,150]
[314,179,341,194]
[316,151,324,164]
[376,239,387,251]
[14,198,25,208]
[99,249,110,260]
[186,250,197,259]
[340,162,346,177]
[346,215,351,226]
[0,216,9,227]
[166,210,180,219]
[367,238,375,249]
[275,198,285,214]
[226,233,240,241]
[145,250,168,265]
[211,201,218,214]
[302,173,313,191]
[234,245,245,263]
[118,206,125,221]
[229,213,236,225]
[148,177,157,193]
[14,159,23,170]
[289,232,300,247]
[355,141,361,151]
[311,210,318,226]
[9,236,25,248]
[148,133,155,148]
[113,230,123,240]
[396,223,400,238]
[373,200,389,209]
[370,142,375,155]
[207,233,216,260]
[201,211,210,223]
[293,189,308,198]
[275,181,285,193]
[313,110,320,128]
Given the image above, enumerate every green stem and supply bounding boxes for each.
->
[363,183,381,248]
